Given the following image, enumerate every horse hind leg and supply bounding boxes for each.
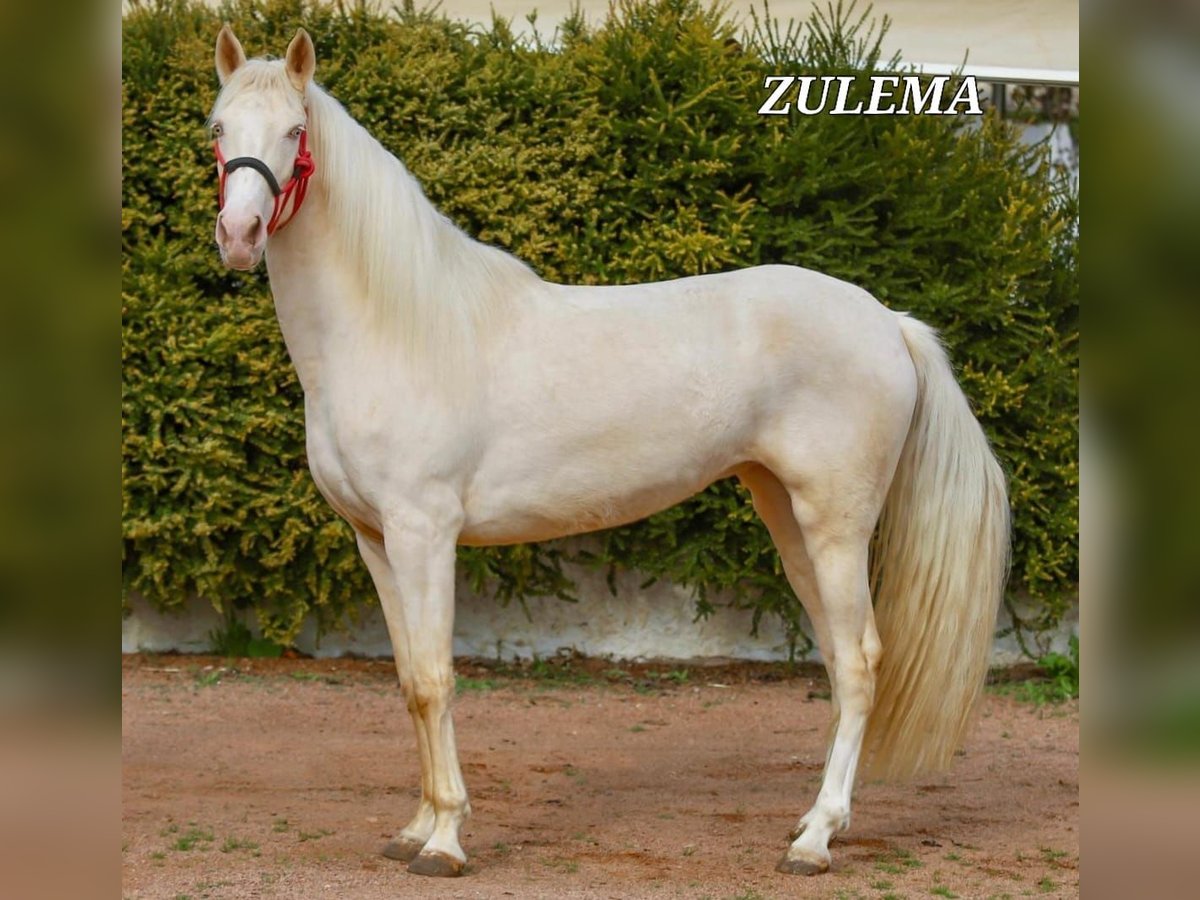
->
[738,466,861,869]
[777,498,882,876]
[738,465,839,715]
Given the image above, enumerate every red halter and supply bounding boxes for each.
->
[214,129,315,235]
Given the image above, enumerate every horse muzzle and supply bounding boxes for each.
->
[216,210,267,270]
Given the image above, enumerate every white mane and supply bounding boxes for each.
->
[219,61,540,362]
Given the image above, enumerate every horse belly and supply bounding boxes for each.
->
[457,395,752,546]
[458,461,732,547]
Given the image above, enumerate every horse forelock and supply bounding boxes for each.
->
[211,60,302,123]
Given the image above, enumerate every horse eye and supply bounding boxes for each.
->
[288,126,304,140]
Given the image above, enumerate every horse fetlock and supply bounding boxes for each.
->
[402,801,437,838]
[788,810,815,841]
[818,803,851,833]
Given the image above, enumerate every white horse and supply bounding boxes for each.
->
[208,26,1009,878]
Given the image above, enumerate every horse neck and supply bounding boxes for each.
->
[257,196,347,399]
[268,86,537,390]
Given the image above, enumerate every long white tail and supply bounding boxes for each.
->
[863,315,1010,780]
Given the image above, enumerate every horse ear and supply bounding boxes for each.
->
[215,24,247,85]
[284,28,316,93]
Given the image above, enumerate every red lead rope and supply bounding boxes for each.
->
[214,129,316,235]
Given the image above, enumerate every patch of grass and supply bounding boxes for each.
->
[297,828,334,842]
[150,851,166,861]
[871,879,894,890]
[271,818,290,833]
[208,617,284,658]
[630,724,646,733]
[456,675,497,693]
[220,836,260,854]
[876,847,922,874]
[992,636,1078,705]
[172,826,214,852]
[192,668,225,688]
[1037,877,1057,893]
[930,886,957,898]
[288,672,340,685]
[493,842,512,857]
[541,855,579,873]
[682,844,697,856]
[944,851,961,862]
[1039,847,1068,863]
[515,655,598,687]
[649,669,689,684]
[728,890,766,900]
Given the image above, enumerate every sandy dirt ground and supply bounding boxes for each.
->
[122,655,1078,899]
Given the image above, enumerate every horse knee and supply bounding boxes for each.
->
[403,672,453,717]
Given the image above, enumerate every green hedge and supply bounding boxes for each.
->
[122,0,1078,653]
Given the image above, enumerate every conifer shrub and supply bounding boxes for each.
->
[122,0,1078,651]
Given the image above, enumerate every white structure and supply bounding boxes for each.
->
[122,563,1075,666]
[435,0,1078,71]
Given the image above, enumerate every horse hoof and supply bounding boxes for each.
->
[381,838,424,862]
[408,850,466,877]
[775,852,829,876]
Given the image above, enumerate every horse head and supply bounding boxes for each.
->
[209,26,316,270]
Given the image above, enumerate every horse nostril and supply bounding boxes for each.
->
[248,215,265,244]
[217,216,230,245]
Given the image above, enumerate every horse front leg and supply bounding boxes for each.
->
[356,535,438,863]
[374,512,471,877]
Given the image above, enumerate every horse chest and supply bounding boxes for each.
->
[301,393,401,543]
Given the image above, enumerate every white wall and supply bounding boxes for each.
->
[122,560,1075,666]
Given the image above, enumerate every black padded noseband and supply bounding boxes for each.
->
[220,156,283,196]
